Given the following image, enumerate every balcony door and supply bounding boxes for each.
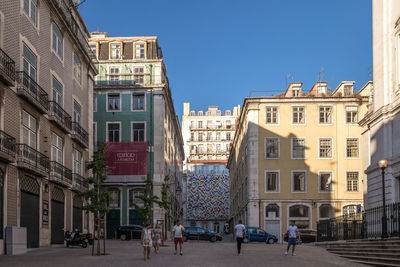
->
[22,43,37,81]
[22,110,37,149]
[52,76,63,105]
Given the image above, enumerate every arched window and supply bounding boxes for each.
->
[319,204,334,219]
[289,205,310,229]
[190,110,195,116]
[198,110,203,116]
[265,204,279,218]
[343,204,358,217]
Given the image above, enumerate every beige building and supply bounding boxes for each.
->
[228,81,371,241]
[0,0,97,251]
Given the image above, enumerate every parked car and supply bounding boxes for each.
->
[283,229,316,244]
[243,227,278,244]
[117,225,143,240]
[183,226,222,242]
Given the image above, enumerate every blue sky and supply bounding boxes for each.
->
[79,0,372,118]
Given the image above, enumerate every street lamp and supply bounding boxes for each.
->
[378,159,388,238]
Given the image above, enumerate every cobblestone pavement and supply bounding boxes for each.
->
[0,239,367,267]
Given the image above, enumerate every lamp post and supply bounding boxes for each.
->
[378,159,388,238]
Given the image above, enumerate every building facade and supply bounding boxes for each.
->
[182,103,239,232]
[228,81,371,241]
[360,0,400,209]
[0,0,96,251]
[89,33,184,238]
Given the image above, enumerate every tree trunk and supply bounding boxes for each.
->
[97,217,101,256]
[91,217,95,256]
[103,217,106,255]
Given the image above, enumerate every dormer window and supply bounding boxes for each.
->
[344,85,353,96]
[293,88,300,96]
[225,110,231,115]
[135,43,145,59]
[198,110,203,116]
[317,86,327,96]
[110,43,121,59]
[190,110,195,116]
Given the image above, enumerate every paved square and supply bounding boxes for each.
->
[0,240,366,267]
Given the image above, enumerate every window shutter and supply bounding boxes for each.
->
[99,42,109,60]
[123,42,133,59]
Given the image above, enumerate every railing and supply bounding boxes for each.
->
[50,0,96,60]
[94,75,165,87]
[189,125,234,130]
[317,202,400,242]
[49,101,72,131]
[0,47,16,82]
[191,150,230,155]
[72,122,88,146]
[73,173,88,190]
[16,144,50,173]
[189,137,232,142]
[50,161,72,184]
[16,71,49,111]
[0,130,16,159]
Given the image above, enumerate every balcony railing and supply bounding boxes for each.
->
[73,173,88,191]
[16,71,49,113]
[49,101,72,132]
[72,122,88,148]
[0,47,16,85]
[189,137,232,142]
[189,125,234,130]
[0,130,16,162]
[50,161,72,185]
[94,75,164,87]
[16,144,50,176]
[191,150,230,155]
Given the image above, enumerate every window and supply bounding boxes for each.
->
[226,120,232,129]
[265,204,279,218]
[292,106,305,124]
[344,85,353,96]
[73,53,81,84]
[216,132,221,141]
[319,204,334,219]
[110,43,121,59]
[73,149,82,175]
[109,67,120,84]
[319,106,332,124]
[23,43,37,81]
[73,100,81,124]
[107,123,120,142]
[23,0,37,26]
[198,110,203,116]
[346,106,358,123]
[52,132,63,164]
[319,138,332,158]
[132,93,145,111]
[135,43,145,58]
[317,85,326,95]
[264,138,279,159]
[343,205,357,217]
[289,205,310,229]
[198,121,203,129]
[225,110,231,115]
[129,189,144,207]
[265,107,278,124]
[190,111,195,116]
[207,132,212,141]
[265,172,279,192]
[292,138,305,159]
[292,171,306,192]
[52,23,63,59]
[52,76,63,105]
[109,189,120,208]
[319,172,332,192]
[346,172,359,192]
[293,88,300,96]
[107,93,120,111]
[132,123,145,142]
[22,110,37,149]
[89,42,97,58]
[346,138,359,158]
[198,132,203,141]
[226,132,231,141]
[133,67,144,84]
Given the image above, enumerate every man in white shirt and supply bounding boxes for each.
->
[171,220,185,256]
[285,221,300,256]
[233,220,246,255]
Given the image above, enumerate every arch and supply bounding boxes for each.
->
[319,204,335,219]
[265,203,280,218]
[21,176,40,195]
[51,186,65,203]
[287,203,312,229]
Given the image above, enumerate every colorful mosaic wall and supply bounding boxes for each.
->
[187,174,230,220]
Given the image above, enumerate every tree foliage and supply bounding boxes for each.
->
[133,176,161,223]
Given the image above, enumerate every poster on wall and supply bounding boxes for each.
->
[104,142,147,183]
[42,200,49,225]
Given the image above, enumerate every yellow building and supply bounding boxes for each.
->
[227,81,371,241]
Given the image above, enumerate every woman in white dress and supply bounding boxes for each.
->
[141,222,154,261]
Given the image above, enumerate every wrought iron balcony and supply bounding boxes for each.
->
[73,173,88,192]
[50,161,72,186]
[16,144,50,177]
[189,125,234,131]
[48,101,72,132]
[0,130,16,162]
[0,47,16,86]
[71,122,88,148]
[16,71,49,113]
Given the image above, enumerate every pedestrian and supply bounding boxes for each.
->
[153,222,162,254]
[171,219,185,256]
[285,220,300,256]
[141,221,154,261]
[234,220,245,255]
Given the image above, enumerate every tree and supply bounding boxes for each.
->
[133,176,161,223]
[80,145,110,256]
[159,175,171,245]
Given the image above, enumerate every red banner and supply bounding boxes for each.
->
[104,142,147,176]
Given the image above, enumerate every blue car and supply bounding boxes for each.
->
[243,226,278,244]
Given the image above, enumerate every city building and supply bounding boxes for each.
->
[360,0,400,209]
[228,81,371,241]
[0,0,97,251]
[89,33,184,238]
[182,103,239,232]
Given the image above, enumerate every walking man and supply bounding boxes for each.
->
[285,220,300,256]
[172,220,185,256]
[234,220,245,255]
